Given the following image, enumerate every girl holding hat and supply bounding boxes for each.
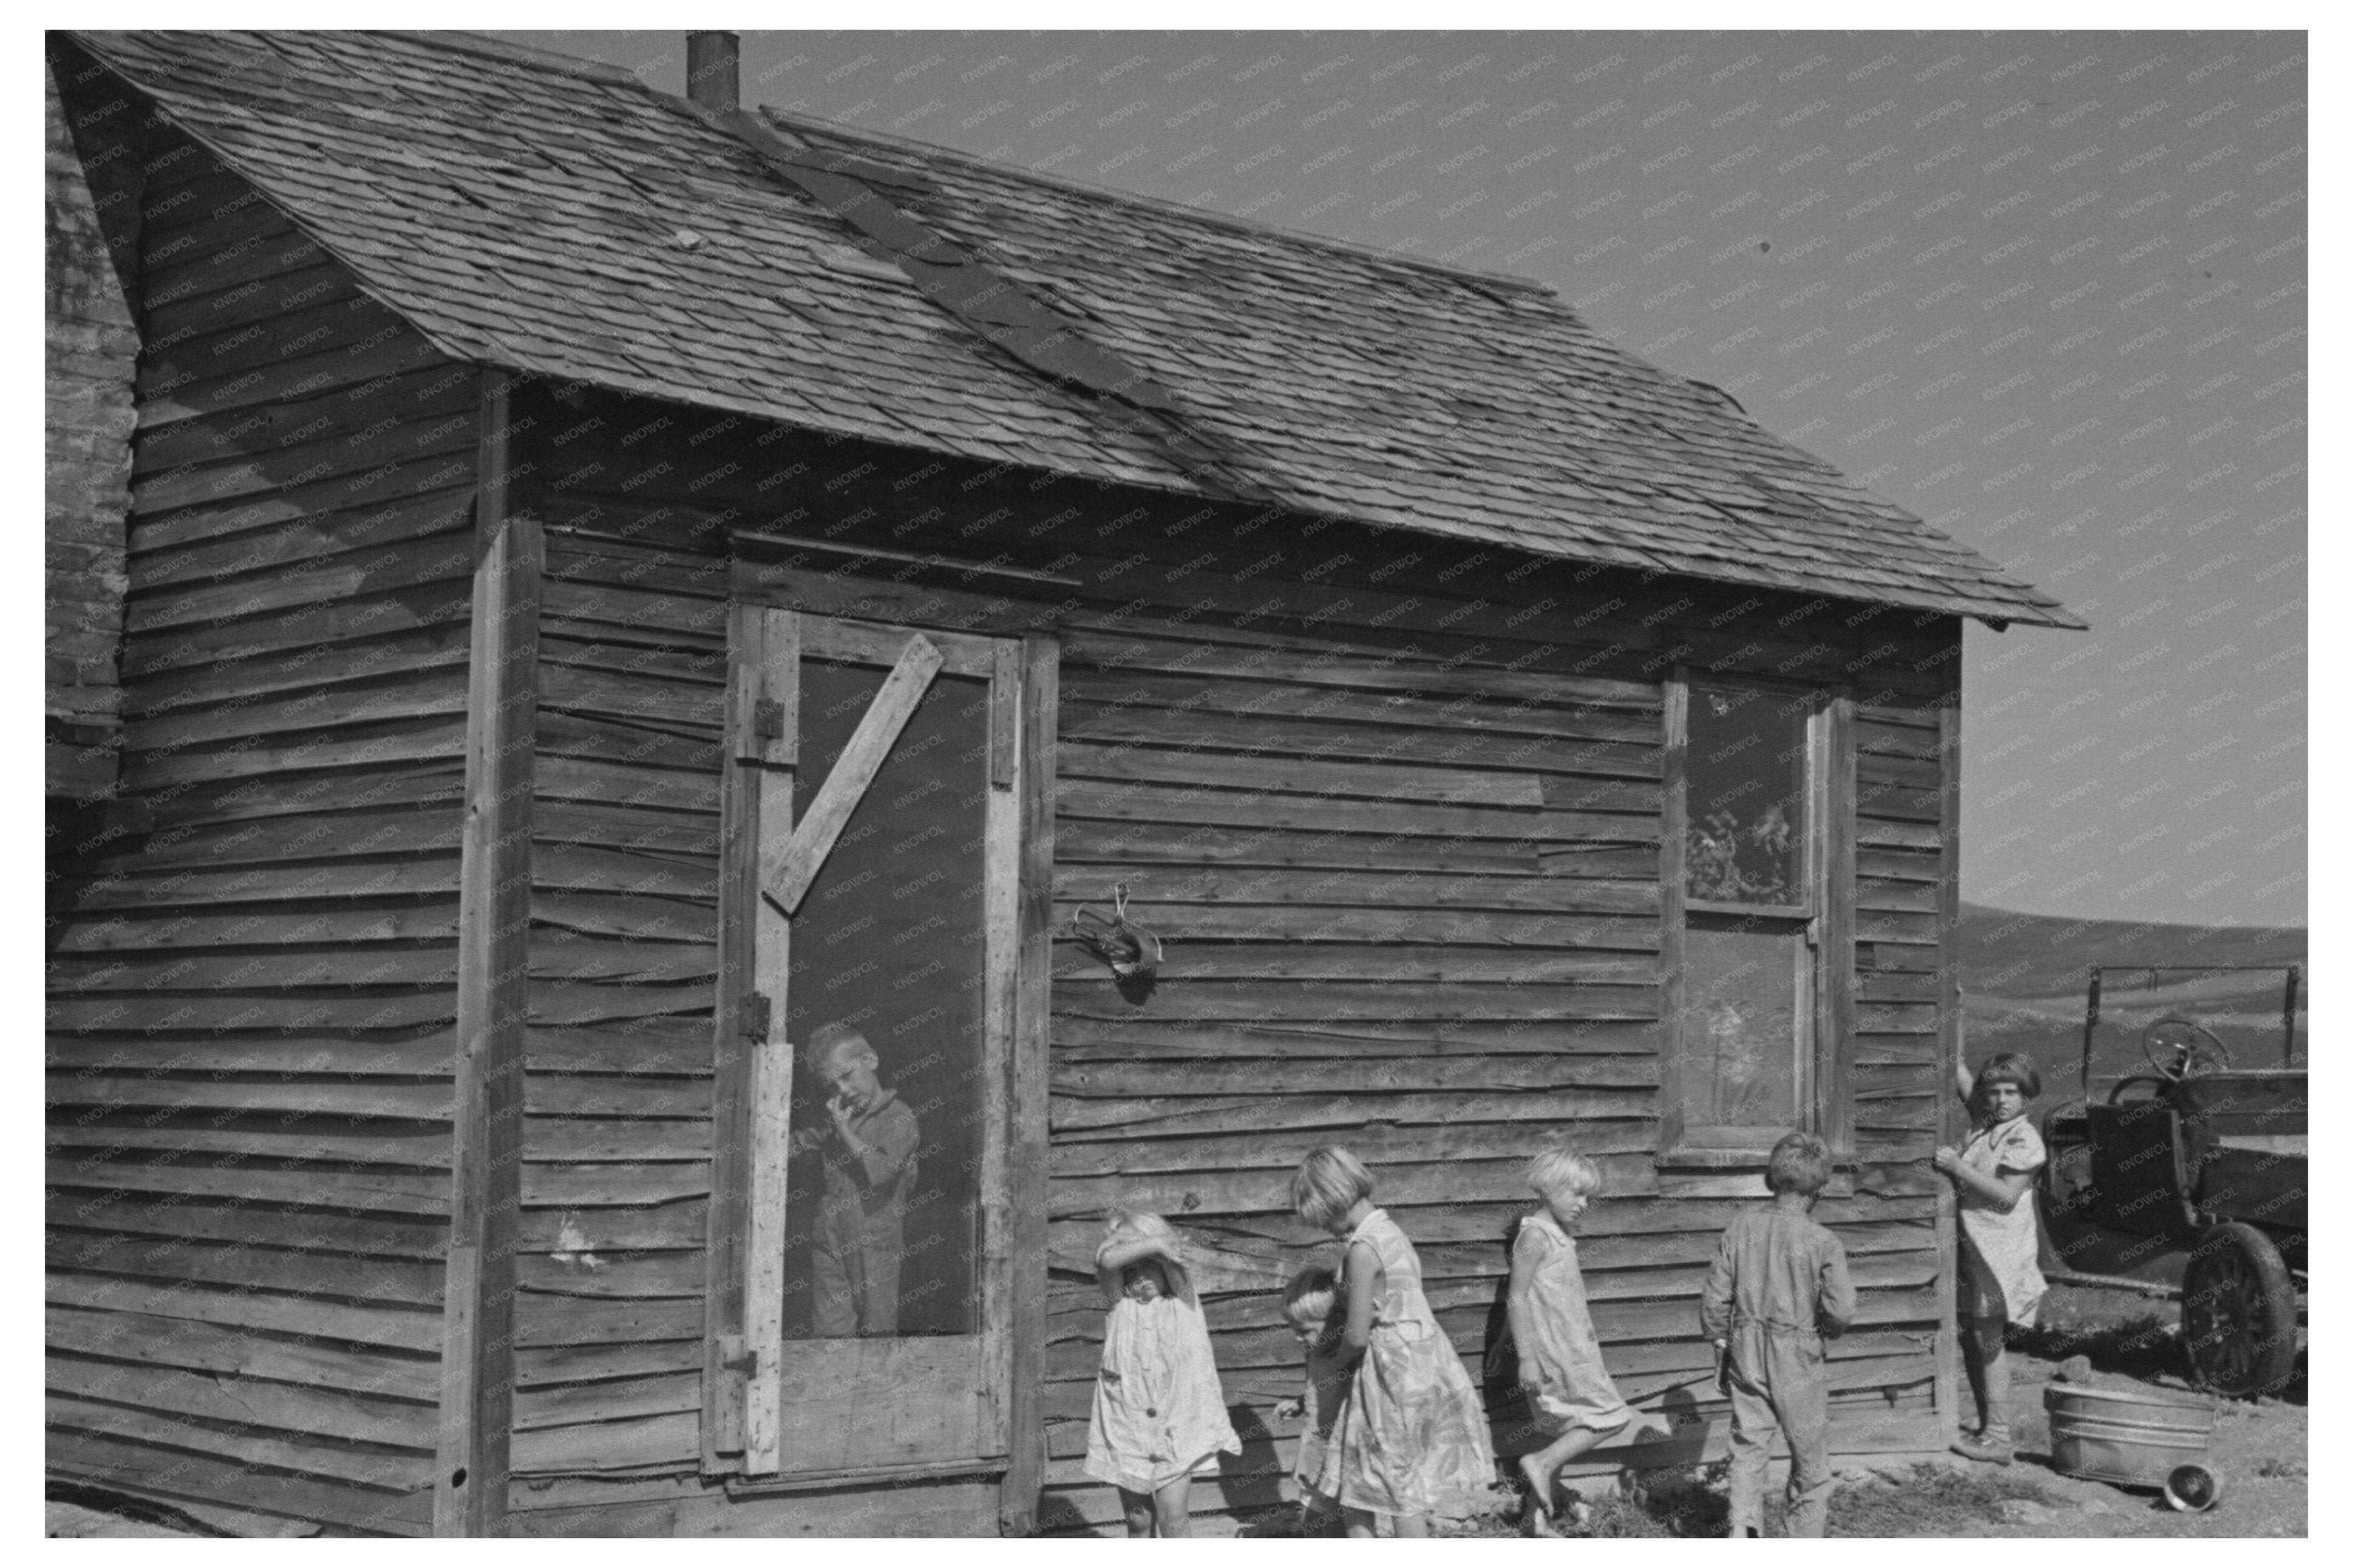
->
[1082,1209,1242,1536]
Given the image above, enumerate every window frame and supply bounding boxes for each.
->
[1658,668,1857,1169]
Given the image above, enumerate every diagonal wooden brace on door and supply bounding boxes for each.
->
[760,632,944,917]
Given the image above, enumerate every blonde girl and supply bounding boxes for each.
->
[1932,1052,2048,1463]
[1507,1142,1631,1535]
[1082,1209,1242,1535]
[1290,1147,1496,1538]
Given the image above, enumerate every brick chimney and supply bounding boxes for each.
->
[686,31,739,113]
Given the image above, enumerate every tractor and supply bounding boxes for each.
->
[2035,965,2306,1398]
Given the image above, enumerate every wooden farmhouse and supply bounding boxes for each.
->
[44,29,2081,1539]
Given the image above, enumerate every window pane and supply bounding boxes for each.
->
[1681,924,1802,1128]
[1685,683,1806,905]
[782,659,988,1339]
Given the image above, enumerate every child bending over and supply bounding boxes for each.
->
[1274,1266,1350,1531]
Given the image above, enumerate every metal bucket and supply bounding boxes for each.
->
[2044,1382,2219,1488]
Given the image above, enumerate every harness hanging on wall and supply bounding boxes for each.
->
[1066,883,1164,997]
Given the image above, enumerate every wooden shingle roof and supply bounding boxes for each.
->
[75,29,2081,629]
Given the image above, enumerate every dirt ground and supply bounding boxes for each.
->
[1515,1281,2308,1541]
[47,1283,2302,1540]
[1270,1280,2306,1541]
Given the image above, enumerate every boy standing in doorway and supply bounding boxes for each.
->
[796,1022,921,1336]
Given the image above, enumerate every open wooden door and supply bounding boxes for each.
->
[714,609,1029,1484]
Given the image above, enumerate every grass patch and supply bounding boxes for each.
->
[1829,1464,2062,1538]
[2256,1457,2306,1480]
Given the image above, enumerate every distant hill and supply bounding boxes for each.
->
[1954,901,2307,1094]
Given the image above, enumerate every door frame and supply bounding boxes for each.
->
[700,597,1055,1517]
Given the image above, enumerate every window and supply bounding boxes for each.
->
[1660,675,1854,1165]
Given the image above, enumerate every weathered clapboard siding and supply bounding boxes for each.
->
[487,384,1966,1532]
[1026,609,1668,1531]
[43,127,470,1534]
[506,543,729,1482]
[46,61,136,799]
[1852,703,1955,1164]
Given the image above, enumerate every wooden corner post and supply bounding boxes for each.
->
[1931,642,1964,1444]
[998,633,1058,1535]
[436,369,541,1536]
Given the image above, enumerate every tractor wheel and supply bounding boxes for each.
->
[2181,1222,2299,1397]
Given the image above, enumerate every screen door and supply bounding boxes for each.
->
[723,608,1020,1479]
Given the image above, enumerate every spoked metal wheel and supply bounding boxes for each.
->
[2181,1222,2299,1397]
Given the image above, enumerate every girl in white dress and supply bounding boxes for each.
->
[1082,1209,1242,1536]
[1933,1052,2048,1463]
[1508,1143,1630,1535]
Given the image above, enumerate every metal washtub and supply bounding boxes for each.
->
[2043,1382,2219,1487]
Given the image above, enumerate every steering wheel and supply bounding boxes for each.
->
[2142,1016,2233,1080]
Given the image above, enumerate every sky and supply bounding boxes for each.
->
[498,27,2308,929]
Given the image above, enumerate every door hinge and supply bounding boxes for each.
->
[720,1333,759,1378]
[743,992,773,1040]
[752,697,787,740]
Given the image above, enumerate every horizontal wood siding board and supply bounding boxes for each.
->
[49,1354,436,1451]
[1049,1119,1657,1173]
[1056,818,1546,875]
[1054,676,1661,746]
[1051,1055,1659,1097]
[129,487,476,599]
[47,1428,432,1536]
[507,1412,701,1476]
[47,1271,442,1355]
[46,1235,446,1306]
[1057,738,1551,807]
[47,1157,452,1217]
[1057,630,1661,709]
[117,585,473,681]
[513,1295,704,1345]
[1052,864,1649,913]
[1055,782,1647,847]
[1060,708,1662,783]
[49,1195,448,1260]
[1052,1017,1664,1056]
[1053,946,1651,985]
[1051,980,1658,1022]
[49,1305,438,1402]
[123,536,479,638]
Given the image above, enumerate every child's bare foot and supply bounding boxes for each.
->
[1517,1458,1557,1536]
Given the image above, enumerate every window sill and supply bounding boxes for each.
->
[724,1455,1010,1498]
[1655,1144,1860,1174]
[1686,898,1814,921]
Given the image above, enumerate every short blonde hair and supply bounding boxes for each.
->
[1525,1141,1603,1199]
[1290,1146,1374,1231]
[1283,1266,1339,1327]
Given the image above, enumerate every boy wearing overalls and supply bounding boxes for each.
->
[1699,1133,1857,1538]
[799,1023,920,1337]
